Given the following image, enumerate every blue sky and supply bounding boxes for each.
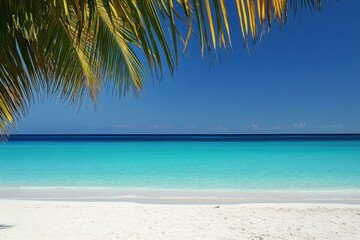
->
[11,1,360,134]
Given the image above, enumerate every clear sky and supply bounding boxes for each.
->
[10,1,360,134]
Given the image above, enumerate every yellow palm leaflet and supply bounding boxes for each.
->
[63,0,69,16]
[247,0,256,38]
[205,0,216,49]
[257,0,265,26]
[220,32,226,50]
[220,0,231,46]
[183,15,193,52]
[0,98,13,124]
[183,0,190,15]
[266,0,272,27]
[240,0,249,37]
[236,0,246,39]
[109,3,119,18]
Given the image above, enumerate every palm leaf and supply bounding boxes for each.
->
[0,0,324,135]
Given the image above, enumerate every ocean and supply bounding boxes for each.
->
[1,134,360,191]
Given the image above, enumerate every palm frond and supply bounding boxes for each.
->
[0,0,324,135]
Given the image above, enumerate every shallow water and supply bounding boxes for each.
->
[1,135,360,191]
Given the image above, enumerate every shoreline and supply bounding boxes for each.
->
[1,187,360,204]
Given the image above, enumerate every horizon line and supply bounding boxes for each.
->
[8,133,360,136]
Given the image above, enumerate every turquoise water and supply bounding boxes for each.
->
[1,135,360,191]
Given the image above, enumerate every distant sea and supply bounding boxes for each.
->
[1,134,360,191]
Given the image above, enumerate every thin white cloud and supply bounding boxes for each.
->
[293,122,306,128]
[208,125,228,130]
[243,124,260,130]
[317,124,344,129]
[112,124,137,129]
[148,124,173,129]
[183,124,196,129]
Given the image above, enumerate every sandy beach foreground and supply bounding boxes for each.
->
[1,200,359,240]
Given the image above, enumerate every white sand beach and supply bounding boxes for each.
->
[1,200,359,240]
